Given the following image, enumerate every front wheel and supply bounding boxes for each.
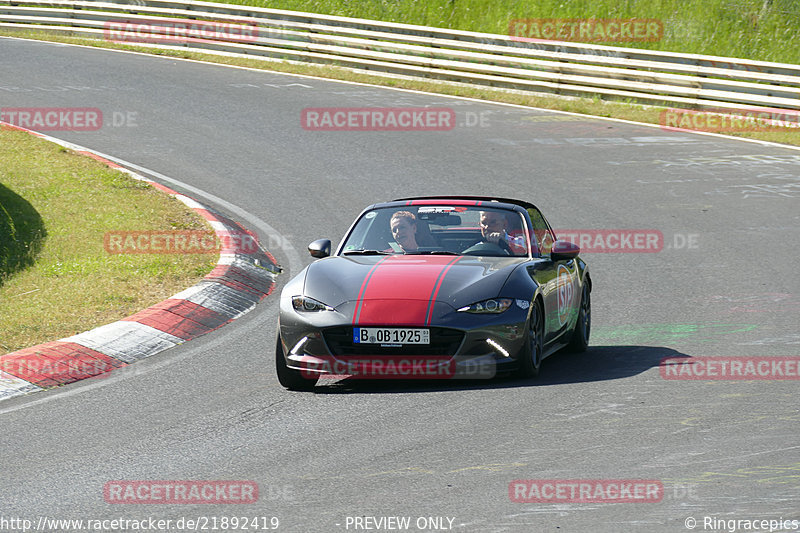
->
[275,333,316,391]
[516,300,544,378]
[566,280,591,353]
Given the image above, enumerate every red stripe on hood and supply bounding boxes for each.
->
[352,256,390,325]
[353,256,461,326]
[425,256,460,324]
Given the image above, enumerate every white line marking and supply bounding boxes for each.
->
[0,118,300,410]
[2,35,798,153]
[80,152,303,276]
[0,296,279,415]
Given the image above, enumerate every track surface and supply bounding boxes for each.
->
[1,38,798,532]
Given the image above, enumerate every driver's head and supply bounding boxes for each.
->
[479,210,508,238]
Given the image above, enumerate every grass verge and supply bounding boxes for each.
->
[0,127,218,354]
[2,28,798,147]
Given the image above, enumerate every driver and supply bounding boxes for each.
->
[479,210,510,249]
[465,210,525,255]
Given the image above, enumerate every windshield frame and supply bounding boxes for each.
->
[335,202,535,258]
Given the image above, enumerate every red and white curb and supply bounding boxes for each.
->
[0,123,280,402]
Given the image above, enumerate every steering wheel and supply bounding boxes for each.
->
[461,241,510,256]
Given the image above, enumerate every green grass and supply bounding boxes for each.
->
[218,0,799,64]
[0,128,218,353]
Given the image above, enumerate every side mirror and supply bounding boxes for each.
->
[308,239,331,258]
[551,240,580,260]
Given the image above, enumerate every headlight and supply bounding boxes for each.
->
[457,298,513,314]
[292,295,334,312]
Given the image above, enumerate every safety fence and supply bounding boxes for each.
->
[1,0,798,111]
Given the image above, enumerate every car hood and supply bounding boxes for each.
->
[303,254,525,325]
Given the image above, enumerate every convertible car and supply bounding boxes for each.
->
[276,196,591,390]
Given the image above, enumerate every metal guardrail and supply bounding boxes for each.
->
[1,0,799,111]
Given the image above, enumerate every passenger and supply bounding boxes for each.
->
[390,211,419,253]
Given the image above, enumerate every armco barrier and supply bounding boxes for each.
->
[0,0,798,111]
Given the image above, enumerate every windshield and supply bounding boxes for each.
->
[340,204,531,257]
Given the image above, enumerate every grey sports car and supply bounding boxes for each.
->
[276,196,591,390]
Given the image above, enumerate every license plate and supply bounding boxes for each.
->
[353,327,430,345]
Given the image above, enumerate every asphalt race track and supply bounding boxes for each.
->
[1,38,798,532]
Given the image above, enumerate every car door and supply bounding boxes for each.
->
[525,207,580,343]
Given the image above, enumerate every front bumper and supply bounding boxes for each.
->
[278,298,530,380]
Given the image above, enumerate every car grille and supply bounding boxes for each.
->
[323,327,464,356]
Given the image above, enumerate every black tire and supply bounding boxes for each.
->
[516,300,544,378]
[566,279,591,353]
[275,333,316,391]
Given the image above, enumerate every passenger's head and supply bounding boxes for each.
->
[390,211,418,251]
